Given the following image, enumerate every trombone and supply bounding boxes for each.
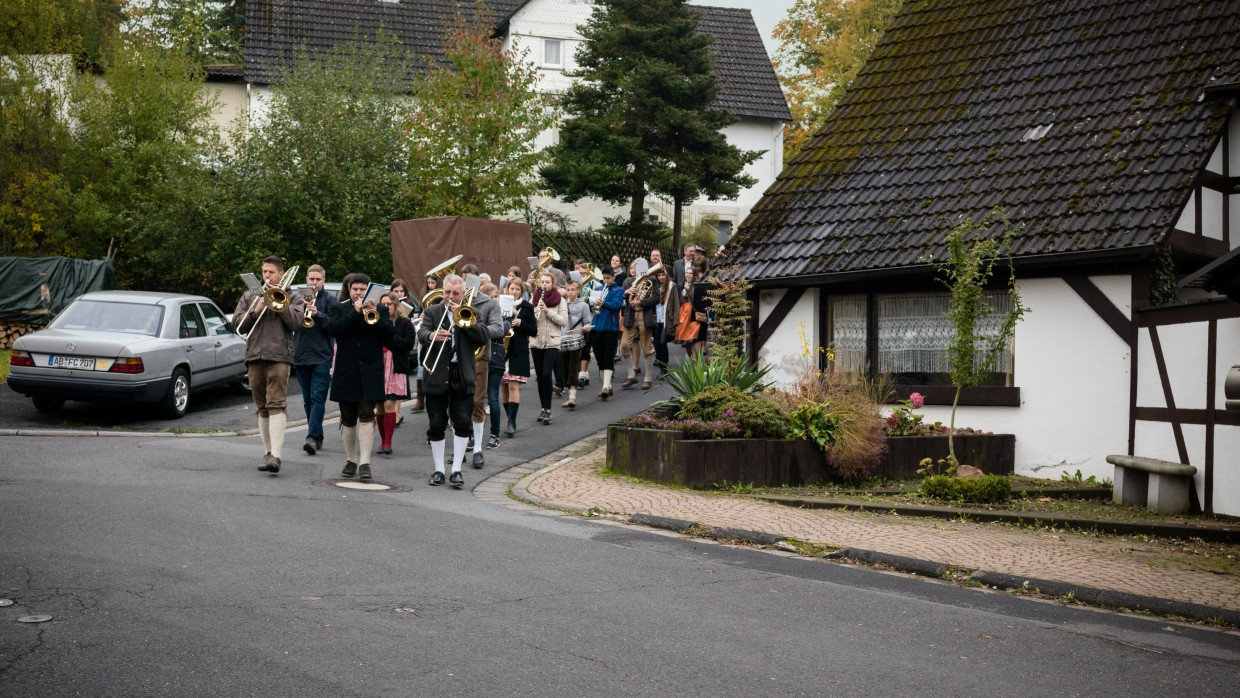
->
[239,265,300,341]
[423,275,480,374]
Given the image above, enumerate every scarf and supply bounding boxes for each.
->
[531,286,561,308]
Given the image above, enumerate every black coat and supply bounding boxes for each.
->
[504,301,537,377]
[386,316,416,375]
[328,301,394,403]
[417,302,490,394]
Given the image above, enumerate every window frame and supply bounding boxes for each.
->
[822,291,1021,407]
[542,38,563,68]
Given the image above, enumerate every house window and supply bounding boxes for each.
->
[828,291,1015,387]
[543,39,562,67]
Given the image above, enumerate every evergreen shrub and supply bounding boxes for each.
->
[920,475,1011,503]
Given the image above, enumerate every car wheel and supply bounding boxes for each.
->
[32,396,65,413]
[232,373,251,395]
[162,368,191,419]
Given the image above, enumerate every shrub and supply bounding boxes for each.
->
[787,403,839,450]
[616,413,741,439]
[677,384,789,439]
[920,475,1011,503]
[826,407,888,483]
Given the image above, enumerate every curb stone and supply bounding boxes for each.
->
[826,547,950,578]
[968,570,1240,627]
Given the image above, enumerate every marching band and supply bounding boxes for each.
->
[236,245,710,487]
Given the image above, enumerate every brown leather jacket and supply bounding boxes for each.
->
[232,290,305,364]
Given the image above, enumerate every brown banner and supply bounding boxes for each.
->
[390,216,533,296]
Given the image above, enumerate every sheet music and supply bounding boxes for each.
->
[361,282,385,307]
[240,273,262,295]
[527,257,539,273]
[499,294,514,317]
[569,270,582,283]
[589,288,604,306]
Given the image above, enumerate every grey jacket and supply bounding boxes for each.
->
[470,293,506,362]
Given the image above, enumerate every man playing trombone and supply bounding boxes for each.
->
[232,255,305,475]
[418,274,490,488]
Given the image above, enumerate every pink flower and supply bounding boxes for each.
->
[886,413,900,428]
[909,392,925,409]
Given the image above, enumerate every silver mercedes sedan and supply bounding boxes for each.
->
[7,291,247,418]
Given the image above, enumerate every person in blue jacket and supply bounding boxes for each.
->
[589,266,627,399]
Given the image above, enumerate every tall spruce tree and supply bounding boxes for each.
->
[540,0,760,246]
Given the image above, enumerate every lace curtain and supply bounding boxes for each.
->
[829,292,1014,379]
[828,295,867,373]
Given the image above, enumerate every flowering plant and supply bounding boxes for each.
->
[619,413,742,440]
[885,392,944,436]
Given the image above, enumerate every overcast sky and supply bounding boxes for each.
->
[691,0,797,58]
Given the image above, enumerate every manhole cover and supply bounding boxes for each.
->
[0,599,13,607]
[17,615,51,623]
[312,479,412,493]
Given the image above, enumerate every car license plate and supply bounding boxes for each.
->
[49,355,97,370]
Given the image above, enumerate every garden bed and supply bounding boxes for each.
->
[606,425,828,489]
[880,433,1015,478]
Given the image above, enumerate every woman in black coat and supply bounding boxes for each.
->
[500,279,537,436]
[375,293,416,454]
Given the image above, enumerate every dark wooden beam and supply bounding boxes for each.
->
[754,287,805,358]
[1149,327,1190,464]
[1064,275,1130,345]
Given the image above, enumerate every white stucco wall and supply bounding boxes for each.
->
[756,288,820,385]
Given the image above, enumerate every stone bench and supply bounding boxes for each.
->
[1105,455,1197,514]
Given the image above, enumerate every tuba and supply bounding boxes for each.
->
[532,247,560,278]
[421,255,462,307]
[631,262,664,300]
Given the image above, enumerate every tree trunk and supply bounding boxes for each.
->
[629,178,646,229]
[672,197,684,255]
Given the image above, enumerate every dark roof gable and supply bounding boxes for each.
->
[244,1,790,122]
[726,0,1240,282]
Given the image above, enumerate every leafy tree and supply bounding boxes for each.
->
[541,0,760,243]
[406,22,556,219]
[63,36,225,288]
[0,0,124,67]
[221,36,416,288]
[128,0,243,64]
[773,0,903,159]
[933,207,1027,463]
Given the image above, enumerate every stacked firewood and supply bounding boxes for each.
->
[1,322,39,349]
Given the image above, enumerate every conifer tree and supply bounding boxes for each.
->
[540,0,760,246]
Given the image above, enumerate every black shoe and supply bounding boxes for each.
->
[486,435,500,449]
[376,446,392,455]
[543,410,552,425]
[449,471,464,488]
[467,436,475,452]
[341,461,357,478]
[506,418,516,437]
[315,440,324,451]
[303,439,317,455]
[472,452,484,469]
[358,463,372,480]
[553,386,563,397]
[268,457,280,474]
[428,471,445,486]
[257,453,274,472]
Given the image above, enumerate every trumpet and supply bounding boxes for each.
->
[240,265,299,341]
[301,290,317,328]
[362,304,379,325]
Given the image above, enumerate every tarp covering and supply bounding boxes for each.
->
[0,257,116,324]
[390,217,533,297]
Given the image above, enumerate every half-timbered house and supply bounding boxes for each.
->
[723,0,1240,514]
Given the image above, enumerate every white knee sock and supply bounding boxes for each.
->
[472,421,485,448]
[357,420,375,465]
[258,415,271,454]
[430,439,446,474]
[569,388,576,399]
[452,434,469,474]
[641,355,651,379]
[602,369,613,390]
[342,425,358,463]
[268,412,287,458]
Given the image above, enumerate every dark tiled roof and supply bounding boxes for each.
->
[244,1,788,122]
[245,0,524,83]
[693,6,792,121]
[725,0,1240,283]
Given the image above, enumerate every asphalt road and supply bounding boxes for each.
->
[2,376,1239,695]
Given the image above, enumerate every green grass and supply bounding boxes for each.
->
[0,349,10,384]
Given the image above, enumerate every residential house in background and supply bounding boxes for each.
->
[220,0,790,242]
[723,0,1240,514]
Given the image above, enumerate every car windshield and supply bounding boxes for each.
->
[52,300,164,336]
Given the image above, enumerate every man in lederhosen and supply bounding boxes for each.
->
[418,274,490,488]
